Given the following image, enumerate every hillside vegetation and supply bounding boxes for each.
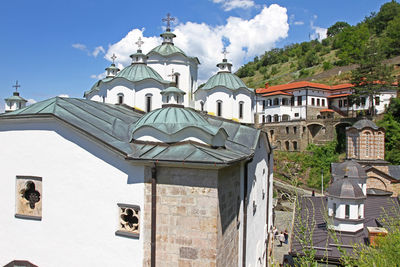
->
[236,1,400,88]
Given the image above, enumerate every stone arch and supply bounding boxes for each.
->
[367,176,387,191]
[285,141,290,151]
[307,123,324,138]
[282,114,290,121]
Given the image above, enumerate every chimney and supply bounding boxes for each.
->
[265,82,269,89]
[367,227,388,247]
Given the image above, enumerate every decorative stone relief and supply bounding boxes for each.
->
[15,176,42,220]
[116,203,140,238]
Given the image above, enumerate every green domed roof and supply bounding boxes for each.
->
[202,72,252,92]
[161,86,186,95]
[116,63,168,84]
[148,43,187,57]
[131,107,223,138]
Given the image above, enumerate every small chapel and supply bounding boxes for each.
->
[0,15,273,267]
[290,118,400,265]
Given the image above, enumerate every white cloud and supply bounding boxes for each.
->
[72,43,87,51]
[294,21,304,26]
[90,72,107,80]
[310,20,327,41]
[92,46,105,57]
[27,99,37,106]
[58,94,69,98]
[73,44,105,57]
[103,4,289,81]
[213,0,255,11]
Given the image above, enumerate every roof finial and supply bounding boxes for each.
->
[135,37,144,51]
[162,13,175,31]
[222,47,229,60]
[111,53,117,64]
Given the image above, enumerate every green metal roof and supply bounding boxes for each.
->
[0,97,262,164]
[160,86,186,95]
[201,72,253,92]
[5,95,27,102]
[131,107,223,137]
[115,63,170,84]
[149,43,187,57]
[83,77,113,97]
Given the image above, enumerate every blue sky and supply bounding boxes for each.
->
[0,0,390,111]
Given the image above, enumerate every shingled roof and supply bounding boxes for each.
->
[291,196,400,263]
[0,97,263,165]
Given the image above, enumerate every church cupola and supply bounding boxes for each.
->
[4,81,27,113]
[160,13,176,45]
[161,86,185,107]
[105,54,120,78]
[217,48,232,73]
[130,37,148,64]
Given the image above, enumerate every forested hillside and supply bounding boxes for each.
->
[236,1,400,88]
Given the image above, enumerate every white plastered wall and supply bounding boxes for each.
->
[0,119,145,267]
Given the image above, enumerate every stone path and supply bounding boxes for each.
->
[271,200,295,266]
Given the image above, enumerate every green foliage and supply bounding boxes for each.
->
[377,98,400,164]
[323,61,333,71]
[327,21,351,37]
[383,15,400,56]
[299,69,312,78]
[368,0,400,35]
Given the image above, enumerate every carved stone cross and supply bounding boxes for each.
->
[111,53,117,64]
[222,47,229,60]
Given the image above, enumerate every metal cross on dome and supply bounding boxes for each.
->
[162,13,175,31]
[135,37,144,50]
[222,47,229,60]
[12,80,21,92]
[111,53,117,64]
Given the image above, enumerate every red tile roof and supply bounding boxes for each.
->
[261,91,293,97]
[327,93,351,98]
[256,81,354,94]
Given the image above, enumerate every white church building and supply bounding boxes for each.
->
[0,15,273,267]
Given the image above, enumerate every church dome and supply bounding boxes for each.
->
[148,43,188,58]
[351,118,380,130]
[327,178,365,199]
[331,160,367,180]
[202,72,250,91]
[115,64,168,84]
[131,107,221,137]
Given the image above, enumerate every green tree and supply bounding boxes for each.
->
[351,40,395,116]
[327,21,350,37]
[369,0,400,35]
[383,15,400,56]
[334,24,370,64]
[378,98,400,164]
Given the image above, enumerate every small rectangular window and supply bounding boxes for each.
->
[339,100,343,107]
[217,101,222,117]
[262,100,266,109]
[317,99,320,106]
[297,96,302,106]
[311,98,315,106]
[333,203,336,217]
[375,96,380,105]
[293,127,297,134]
[343,100,347,107]
[146,96,152,112]
[322,99,325,106]
[239,102,243,119]
[294,113,299,117]
[286,127,289,134]
[345,204,350,219]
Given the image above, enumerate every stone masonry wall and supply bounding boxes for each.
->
[366,167,400,197]
[142,166,220,267]
[216,164,241,267]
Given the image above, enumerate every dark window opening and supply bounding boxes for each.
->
[293,141,297,150]
[146,96,152,112]
[322,99,325,106]
[297,96,302,106]
[239,102,244,119]
[200,101,204,111]
[217,101,222,117]
[345,204,350,219]
[285,141,290,151]
[294,113,299,117]
[311,98,315,106]
[333,203,337,217]
[293,127,297,134]
[286,127,289,134]
[118,94,124,104]
[317,99,320,106]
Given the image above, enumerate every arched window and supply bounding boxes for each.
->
[273,98,279,106]
[267,115,272,123]
[146,94,152,112]
[365,132,371,157]
[345,204,350,219]
[282,98,287,106]
[273,114,279,122]
[200,101,204,111]
[285,141,290,151]
[174,73,180,88]
[239,101,244,119]
[217,100,222,117]
[268,99,272,106]
[117,93,124,104]
[293,141,298,151]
